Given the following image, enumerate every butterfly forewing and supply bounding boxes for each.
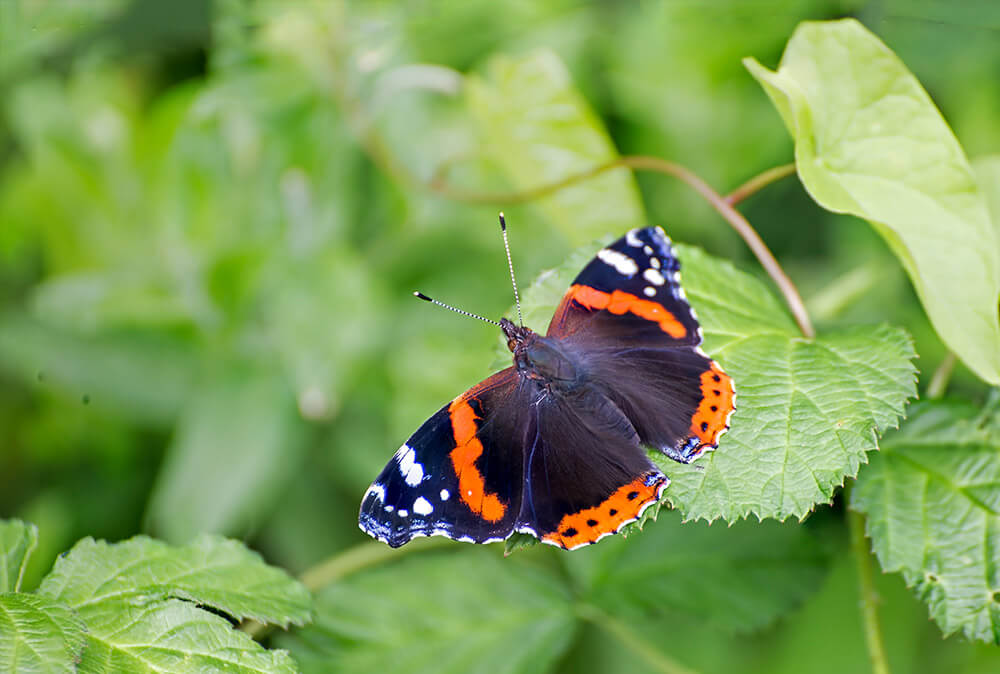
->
[359,368,526,547]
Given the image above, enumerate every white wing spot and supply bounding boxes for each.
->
[643,286,656,297]
[597,248,639,276]
[398,509,409,517]
[365,484,386,503]
[385,505,394,512]
[413,497,434,516]
[650,257,661,269]
[643,245,653,255]
[440,489,450,501]
[395,444,424,486]
[626,229,643,247]
[644,268,665,286]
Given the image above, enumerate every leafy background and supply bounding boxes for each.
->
[2,1,1000,672]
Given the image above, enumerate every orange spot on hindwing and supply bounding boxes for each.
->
[568,285,686,338]
[542,472,667,549]
[448,396,507,522]
[689,361,735,448]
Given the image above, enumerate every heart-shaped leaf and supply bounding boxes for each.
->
[746,18,1000,384]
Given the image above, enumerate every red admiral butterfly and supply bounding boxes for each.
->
[360,221,735,550]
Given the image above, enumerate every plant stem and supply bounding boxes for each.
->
[926,352,957,399]
[575,603,699,674]
[724,163,797,206]
[242,537,452,639]
[298,536,452,592]
[427,156,815,338]
[847,488,891,674]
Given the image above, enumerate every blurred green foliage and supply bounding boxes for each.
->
[2,0,1000,672]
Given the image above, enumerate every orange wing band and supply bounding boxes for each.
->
[690,361,735,445]
[542,472,667,549]
[568,285,686,338]
[448,397,507,522]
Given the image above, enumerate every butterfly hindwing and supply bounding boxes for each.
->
[359,368,526,547]
[547,226,735,462]
[517,387,668,550]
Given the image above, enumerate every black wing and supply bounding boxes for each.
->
[516,387,668,550]
[359,369,528,547]
[547,226,735,463]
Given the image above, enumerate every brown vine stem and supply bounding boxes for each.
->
[724,163,797,206]
[847,484,892,674]
[241,536,452,639]
[427,156,815,338]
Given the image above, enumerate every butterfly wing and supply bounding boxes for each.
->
[547,226,735,463]
[516,387,668,550]
[359,368,528,547]
[547,226,701,347]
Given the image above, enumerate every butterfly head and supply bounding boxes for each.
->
[500,317,533,353]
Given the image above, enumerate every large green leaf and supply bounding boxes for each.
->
[144,363,306,542]
[0,313,199,425]
[975,155,1000,240]
[0,593,87,674]
[74,598,298,674]
[511,240,916,523]
[37,535,311,628]
[745,18,1000,384]
[0,519,37,593]
[851,400,1000,643]
[566,510,830,634]
[465,49,645,244]
[279,549,574,673]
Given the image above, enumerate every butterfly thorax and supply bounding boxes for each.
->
[501,317,580,389]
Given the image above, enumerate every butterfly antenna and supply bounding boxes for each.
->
[413,291,502,326]
[499,212,523,327]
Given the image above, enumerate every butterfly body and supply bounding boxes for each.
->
[360,226,735,550]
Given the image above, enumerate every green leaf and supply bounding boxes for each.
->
[74,598,299,674]
[0,313,199,425]
[0,519,38,593]
[278,550,574,673]
[465,49,645,244]
[0,593,87,674]
[37,535,311,628]
[567,511,830,634]
[974,155,1000,242]
[512,240,916,524]
[851,400,1000,643]
[145,363,306,542]
[745,18,1000,384]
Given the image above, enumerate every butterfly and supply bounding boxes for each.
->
[359,223,735,550]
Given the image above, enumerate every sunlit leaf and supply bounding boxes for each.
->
[974,155,1000,240]
[0,519,37,593]
[74,599,299,674]
[851,400,1000,643]
[465,49,645,245]
[37,535,311,628]
[746,18,1000,384]
[0,593,87,674]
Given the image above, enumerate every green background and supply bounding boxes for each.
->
[2,1,1000,672]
